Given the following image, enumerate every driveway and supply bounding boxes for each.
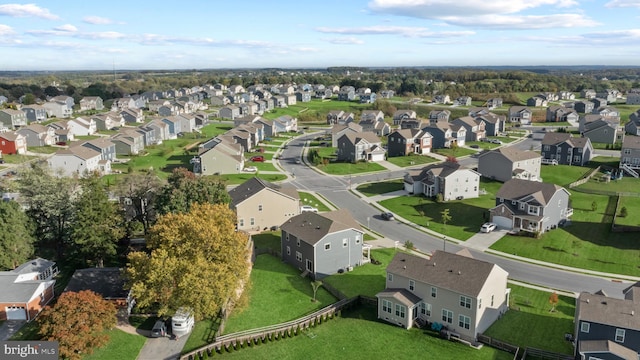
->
[0,320,26,341]
[136,333,188,360]
[461,229,508,251]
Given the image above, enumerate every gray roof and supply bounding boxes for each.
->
[496,179,566,206]
[56,146,101,160]
[340,131,381,146]
[541,132,590,148]
[228,177,299,207]
[64,268,129,300]
[376,288,422,307]
[482,146,540,162]
[577,286,640,331]
[578,340,637,359]
[404,162,465,184]
[390,128,422,140]
[622,135,640,150]
[280,209,362,246]
[386,251,502,297]
[0,258,56,303]
[13,258,55,274]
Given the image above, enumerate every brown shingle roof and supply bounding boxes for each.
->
[578,340,637,360]
[493,146,540,162]
[622,135,640,150]
[280,209,362,246]
[228,177,299,207]
[496,179,566,206]
[577,287,640,331]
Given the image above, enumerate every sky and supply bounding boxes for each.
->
[1,1,640,70]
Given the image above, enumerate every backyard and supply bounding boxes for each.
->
[323,248,398,298]
[83,329,146,360]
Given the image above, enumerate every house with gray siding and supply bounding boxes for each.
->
[540,133,593,166]
[193,136,244,175]
[17,124,56,147]
[574,101,595,114]
[21,105,48,122]
[508,106,532,125]
[280,209,368,279]
[0,109,28,129]
[580,117,619,145]
[620,135,640,177]
[80,138,117,162]
[79,97,104,111]
[596,89,620,103]
[331,122,362,148]
[421,122,466,149]
[377,251,509,342]
[336,131,386,163]
[581,89,596,99]
[403,162,480,200]
[428,110,451,124]
[474,112,505,136]
[478,147,541,182]
[392,110,417,125]
[451,116,486,142]
[490,179,572,234]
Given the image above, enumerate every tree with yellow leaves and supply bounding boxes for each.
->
[126,203,250,320]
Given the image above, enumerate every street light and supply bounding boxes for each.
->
[442,236,447,252]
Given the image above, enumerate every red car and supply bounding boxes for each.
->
[250,156,265,162]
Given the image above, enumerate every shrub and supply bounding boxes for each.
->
[620,206,628,217]
[404,240,415,250]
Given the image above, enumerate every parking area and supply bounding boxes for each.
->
[464,229,508,251]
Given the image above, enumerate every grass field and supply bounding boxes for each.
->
[323,248,397,298]
[613,196,640,227]
[309,146,387,175]
[434,147,477,158]
[201,306,512,360]
[540,163,595,187]
[356,179,404,197]
[27,146,60,154]
[84,329,146,360]
[385,154,439,168]
[218,173,287,185]
[251,232,281,252]
[298,191,331,212]
[1,154,38,164]
[484,284,574,355]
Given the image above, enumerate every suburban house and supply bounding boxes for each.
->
[581,89,597,99]
[338,88,356,101]
[280,209,369,279]
[387,129,432,157]
[574,283,640,360]
[580,116,620,145]
[17,124,56,147]
[626,89,640,105]
[428,110,451,124]
[228,177,300,232]
[620,135,640,178]
[359,117,391,136]
[46,121,74,142]
[336,131,386,163]
[508,106,532,125]
[574,101,595,114]
[120,108,145,124]
[393,110,417,125]
[490,179,572,233]
[92,113,124,131]
[527,96,548,107]
[0,109,28,129]
[403,162,480,200]
[400,119,426,130]
[48,146,110,177]
[295,91,312,103]
[540,133,593,166]
[376,250,509,343]
[474,112,505,136]
[454,96,472,106]
[379,90,395,98]
[111,130,145,155]
[21,105,48,123]
[360,110,385,123]
[451,116,486,142]
[0,258,58,321]
[331,122,363,148]
[147,119,170,143]
[42,101,72,118]
[558,91,575,100]
[625,111,640,136]
[273,115,297,133]
[477,147,541,182]
[591,97,609,109]
[546,106,579,123]
[421,122,467,149]
[486,98,503,109]
[596,89,620,103]
[433,94,451,104]
[64,268,134,315]
[219,105,241,120]
[193,136,245,175]
[79,96,104,111]
[0,132,27,155]
[80,137,117,162]
[327,110,354,125]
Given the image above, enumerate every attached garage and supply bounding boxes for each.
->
[492,216,512,230]
[5,306,27,320]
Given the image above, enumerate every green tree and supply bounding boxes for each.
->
[311,281,323,302]
[441,208,452,229]
[126,203,251,320]
[620,206,628,217]
[155,168,230,215]
[0,200,35,270]
[591,201,598,212]
[116,170,163,234]
[39,290,117,360]
[71,175,124,267]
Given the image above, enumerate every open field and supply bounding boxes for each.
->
[356,180,404,197]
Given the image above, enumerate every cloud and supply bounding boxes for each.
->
[316,25,474,38]
[54,24,77,32]
[83,16,114,25]
[605,0,640,7]
[0,3,58,20]
[522,29,640,47]
[325,37,365,45]
[442,13,599,29]
[0,24,15,35]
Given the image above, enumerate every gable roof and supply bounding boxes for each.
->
[404,162,466,183]
[496,179,567,205]
[578,340,637,360]
[622,135,640,150]
[541,132,590,148]
[390,128,423,140]
[386,251,503,297]
[340,131,381,146]
[64,268,129,300]
[228,177,299,207]
[482,146,540,162]
[577,285,640,331]
[280,209,362,245]
[55,145,101,161]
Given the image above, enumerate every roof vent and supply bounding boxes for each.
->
[316,226,320,230]
[401,259,406,262]
[403,266,406,269]
[458,271,461,275]
[432,262,436,266]
[632,310,635,316]
[586,299,589,304]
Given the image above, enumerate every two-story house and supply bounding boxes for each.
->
[21,105,48,123]
[625,111,640,136]
[580,116,620,145]
[280,209,368,279]
[376,251,509,342]
[620,135,640,178]
[403,162,480,200]
[393,110,417,126]
[0,109,28,129]
[451,116,486,142]
[581,89,596,99]
[387,129,432,157]
[48,146,110,177]
[490,179,572,234]
[428,110,451,124]
[193,136,244,175]
[336,131,386,163]
[478,147,541,182]
[474,112,505,136]
[421,122,466,149]
[541,133,593,166]
[17,124,56,147]
[0,132,27,155]
[80,137,117,162]
[546,106,579,123]
[79,96,104,111]
[486,98,503,109]
[508,106,532,125]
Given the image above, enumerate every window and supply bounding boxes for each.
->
[431,287,437,298]
[258,204,263,212]
[615,328,625,342]
[420,302,431,316]
[382,299,392,313]
[297,238,300,247]
[580,322,590,333]
[460,296,472,309]
[458,315,471,330]
[324,243,331,251]
[387,273,393,282]
[442,309,453,324]
[239,219,244,227]
[543,145,550,151]
[491,295,494,307]
[355,235,361,244]
[286,234,289,241]
[343,238,348,247]
[409,280,415,291]
[577,148,582,153]
[511,200,516,205]
[296,251,302,262]
[478,298,482,309]
[395,304,406,318]
[250,218,255,226]
[623,149,631,155]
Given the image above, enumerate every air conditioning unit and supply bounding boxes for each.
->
[347,266,354,272]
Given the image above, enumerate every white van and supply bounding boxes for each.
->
[171,307,194,337]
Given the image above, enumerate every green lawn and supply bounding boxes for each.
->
[490,191,640,276]
[262,99,371,121]
[531,121,572,127]
[540,164,595,187]
[128,315,158,331]
[356,180,404,197]
[323,248,397,298]
[200,122,233,137]
[298,191,332,212]
[250,162,278,172]
[251,232,281,252]
[385,154,439,168]
[484,284,574,355]
[9,320,40,340]
[614,196,640,227]
[83,329,146,360]
[379,180,503,241]
[465,141,500,150]
[576,176,640,194]
[218,173,287,185]
[26,146,60,154]
[1,154,38,164]
[205,306,512,360]
[221,254,336,335]
[318,161,387,175]
[435,147,477,158]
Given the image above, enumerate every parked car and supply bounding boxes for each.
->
[243,166,257,173]
[55,141,66,146]
[380,212,394,221]
[250,156,265,162]
[480,222,497,233]
[0,159,4,164]
[470,144,479,149]
[150,319,167,338]
[489,139,502,144]
[541,158,558,165]
[300,205,318,213]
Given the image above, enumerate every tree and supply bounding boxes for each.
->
[549,292,559,312]
[155,168,230,215]
[620,206,628,217]
[38,290,117,360]
[126,203,250,320]
[445,155,458,164]
[116,171,163,234]
[591,201,598,212]
[0,200,35,270]
[441,208,452,228]
[311,280,323,302]
[71,175,125,267]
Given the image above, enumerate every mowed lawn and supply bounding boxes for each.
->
[203,306,512,360]
[356,180,404,197]
[298,191,332,212]
[222,254,336,334]
[385,154,439,168]
[83,329,146,360]
[615,196,640,227]
[484,284,575,355]
[323,248,398,298]
[309,146,387,175]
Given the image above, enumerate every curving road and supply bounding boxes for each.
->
[279,132,631,299]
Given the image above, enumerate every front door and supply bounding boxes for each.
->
[306,259,313,272]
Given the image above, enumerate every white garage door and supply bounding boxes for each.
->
[492,216,512,230]
[5,306,27,320]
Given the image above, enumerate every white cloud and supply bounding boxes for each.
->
[316,25,474,38]
[79,31,126,40]
[0,3,58,20]
[83,16,114,25]
[54,24,78,32]
[0,24,15,35]
[443,13,599,29]
[368,0,577,17]
[605,0,640,7]
[325,37,365,45]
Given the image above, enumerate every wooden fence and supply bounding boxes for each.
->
[521,347,573,360]
[568,165,601,188]
[477,334,520,355]
[320,282,348,300]
[180,296,360,360]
